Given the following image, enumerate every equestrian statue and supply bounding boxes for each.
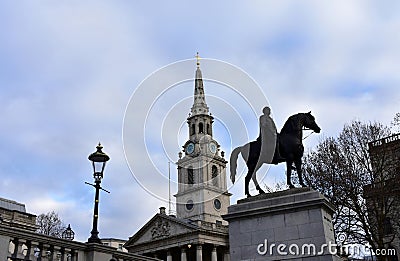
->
[230,107,321,197]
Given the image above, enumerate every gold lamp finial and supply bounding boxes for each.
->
[195,52,200,67]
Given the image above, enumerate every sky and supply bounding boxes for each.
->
[1,1,399,242]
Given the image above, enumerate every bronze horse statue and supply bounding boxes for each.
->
[230,112,321,197]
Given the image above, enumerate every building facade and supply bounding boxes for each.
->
[365,133,400,260]
[124,60,230,261]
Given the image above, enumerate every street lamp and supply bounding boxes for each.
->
[86,143,110,243]
[62,224,75,241]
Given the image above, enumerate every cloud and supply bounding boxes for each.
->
[0,1,399,243]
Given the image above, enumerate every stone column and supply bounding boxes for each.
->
[71,249,77,261]
[181,247,187,261]
[11,238,27,259]
[36,243,44,261]
[223,249,230,261]
[62,249,73,261]
[16,239,27,259]
[167,250,172,261]
[211,245,217,261]
[27,242,38,261]
[48,245,57,261]
[196,244,202,261]
[51,246,62,261]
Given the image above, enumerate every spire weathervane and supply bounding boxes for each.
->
[195,52,200,67]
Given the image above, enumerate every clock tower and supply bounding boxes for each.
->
[175,55,231,225]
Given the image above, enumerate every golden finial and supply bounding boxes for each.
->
[195,52,200,67]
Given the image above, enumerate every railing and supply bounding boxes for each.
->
[0,224,159,261]
[0,224,86,261]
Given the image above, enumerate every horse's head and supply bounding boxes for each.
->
[302,111,321,133]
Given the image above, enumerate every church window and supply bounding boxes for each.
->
[212,165,218,186]
[199,123,204,133]
[188,167,194,185]
[191,124,195,135]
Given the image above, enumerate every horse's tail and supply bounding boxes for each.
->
[230,146,242,184]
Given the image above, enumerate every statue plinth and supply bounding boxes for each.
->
[223,188,341,261]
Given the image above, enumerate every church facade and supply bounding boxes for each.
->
[124,60,231,261]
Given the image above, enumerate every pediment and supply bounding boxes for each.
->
[125,214,199,247]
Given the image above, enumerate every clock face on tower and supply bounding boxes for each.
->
[186,200,194,211]
[209,142,217,154]
[213,198,221,210]
[186,142,195,155]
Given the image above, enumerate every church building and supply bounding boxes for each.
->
[124,59,231,261]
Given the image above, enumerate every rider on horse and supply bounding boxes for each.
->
[230,109,321,197]
[257,106,285,164]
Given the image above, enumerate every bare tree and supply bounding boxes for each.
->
[263,179,287,193]
[391,113,400,132]
[36,211,66,238]
[303,120,399,260]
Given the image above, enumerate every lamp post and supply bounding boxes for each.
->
[86,143,110,243]
[62,224,75,241]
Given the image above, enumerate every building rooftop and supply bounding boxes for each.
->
[0,197,26,212]
[368,133,400,150]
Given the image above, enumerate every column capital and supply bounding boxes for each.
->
[196,244,202,250]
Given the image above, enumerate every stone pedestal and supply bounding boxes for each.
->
[223,188,340,261]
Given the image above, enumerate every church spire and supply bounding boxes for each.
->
[191,52,209,116]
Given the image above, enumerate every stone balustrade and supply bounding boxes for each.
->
[0,224,158,261]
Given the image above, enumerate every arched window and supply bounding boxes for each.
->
[188,167,194,185]
[212,165,218,186]
[191,124,195,135]
[199,123,204,134]
[207,123,211,134]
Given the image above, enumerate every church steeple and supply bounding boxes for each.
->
[191,52,209,116]
[175,54,230,225]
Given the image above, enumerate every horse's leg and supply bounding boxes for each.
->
[245,173,251,198]
[294,158,306,187]
[286,160,295,189]
[245,162,257,198]
[252,163,265,194]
